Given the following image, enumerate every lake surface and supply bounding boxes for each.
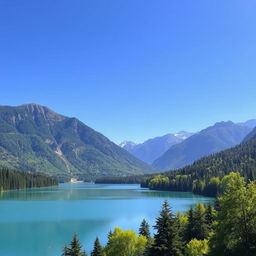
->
[0,183,214,256]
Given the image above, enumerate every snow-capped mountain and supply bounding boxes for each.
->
[120,132,193,164]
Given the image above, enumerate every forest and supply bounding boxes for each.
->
[97,136,256,197]
[142,137,256,196]
[62,172,256,256]
[0,168,58,191]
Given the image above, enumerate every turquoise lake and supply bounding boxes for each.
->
[0,183,214,256]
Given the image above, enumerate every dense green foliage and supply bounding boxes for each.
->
[104,227,147,256]
[63,172,256,256]
[209,172,256,256]
[153,121,252,171]
[0,167,57,191]
[143,135,256,196]
[0,104,154,181]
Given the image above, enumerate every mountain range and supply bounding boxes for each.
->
[120,132,193,164]
[142,123,256,197]
[153,121,255,171]
[0,104,155,181]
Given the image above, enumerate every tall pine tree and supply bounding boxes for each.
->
[91,237,103,256]
[192,204,208,240]
[63,233,87,256]
[139,219,151,239]
[184,208,195,242]
[149,200,182,256]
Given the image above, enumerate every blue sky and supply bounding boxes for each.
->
[0,0,256,144]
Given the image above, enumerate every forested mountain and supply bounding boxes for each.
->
[153,121,253,171]
[143,130,256,196]
[0,104,154,181]
[120,132,192,164]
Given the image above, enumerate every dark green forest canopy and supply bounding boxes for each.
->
[0,168,58,191]
[142,135,256,196]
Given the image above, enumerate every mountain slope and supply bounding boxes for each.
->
[153,121,253,171]
[120,132,192,164]
[0,104,154,180]
[244,126,256,142]
[143,130,256,196]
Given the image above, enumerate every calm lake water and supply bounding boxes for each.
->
[0,183,214,256]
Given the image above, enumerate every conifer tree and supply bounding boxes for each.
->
[106,230,113,247]
[139,219,151,239]
[62,244,70,256]
[149,200,182,256]
[185,208,195,242]
[192,204,208,240]
[69,233,87,256]
[205,205,214,233]
[91,237,103,256]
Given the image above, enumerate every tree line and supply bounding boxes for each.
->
[0,168,58,191]
[95,175,144,184]
[62,172,256,256]
[142,137,256,196]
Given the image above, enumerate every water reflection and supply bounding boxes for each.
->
[0,183,213,201]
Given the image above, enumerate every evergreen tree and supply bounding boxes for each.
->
[184,208,194,242]
[205,205,215,233]
[192,204,208,240]
[69,233,86,256]
[62,244,71,256]
[106,230,113,247]
[139,219,151,239]
[149,200,182,256]
[91,237,103,256]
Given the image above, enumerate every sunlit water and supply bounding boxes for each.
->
[0,183,214,256]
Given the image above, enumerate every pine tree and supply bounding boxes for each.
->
[149,200,182,256]
[205,205,214,233]
[106,230,113,247]
[139,219,151,239]
[91,237,103,256]
[192,204,208,240]
[69,233,87,256]
[62,244,71,256]
[185,208,194,242]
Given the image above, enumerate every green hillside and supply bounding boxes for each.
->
[143,129,256,196]
[0,104,154,181]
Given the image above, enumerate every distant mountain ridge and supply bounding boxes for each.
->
[244,126,256,142]
[120,132,193,164]
[153,120,255,171]
[0,104,155,180]
[142,125,256,197]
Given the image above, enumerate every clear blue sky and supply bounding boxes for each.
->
[0,0,256,144]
